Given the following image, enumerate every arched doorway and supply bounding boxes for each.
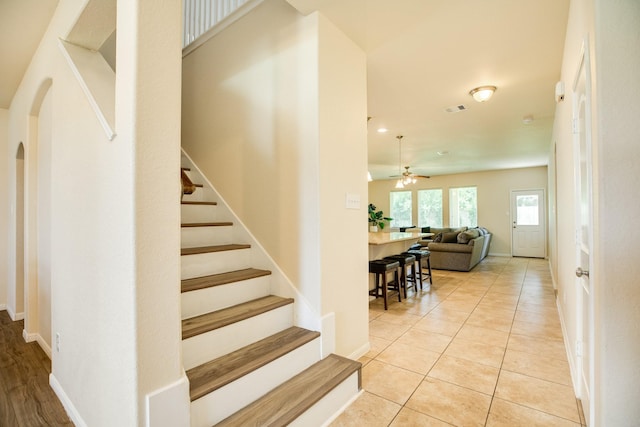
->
[22,78,53,355]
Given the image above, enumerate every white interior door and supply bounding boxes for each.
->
[573,40,594,426]
[511,189,546,258]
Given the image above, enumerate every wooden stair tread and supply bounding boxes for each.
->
[187,327,320,401]
[216,354,362,426]
[181,244,250,256]
[181,268,271,293]
[181,201,217,206]
[182,295,294,339]
[181,167,191,171]
[181,222,233,227]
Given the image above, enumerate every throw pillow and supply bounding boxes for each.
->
[452,226,468,232]
[457,228,480,244]
[441,232,459,243]
[433,232,443,243]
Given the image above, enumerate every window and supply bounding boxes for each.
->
[389,191,412,228]
[449,186,477,227]
[417,189,443,228]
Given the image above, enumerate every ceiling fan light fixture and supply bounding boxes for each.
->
[395,179,404,189]
[469,85,497,102]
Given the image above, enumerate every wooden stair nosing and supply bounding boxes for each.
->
[187,326,320,401]
[215,354,362,427]
[181,295,294,340]
[181,222,233,228]
[181,201,217,206]
[181,167,191,171]
[181,244,250,256]
[181,268,271,294]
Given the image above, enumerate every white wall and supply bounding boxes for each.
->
[368,166,548,256]
[0,108,8,309]
[316,13,369,357]
[592,0,640,423]
[182,0,369,357]
[37,87,53,350]
[5,0,185,425]
[552,0,640,424]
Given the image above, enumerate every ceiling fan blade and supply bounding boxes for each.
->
[415,175,431,179]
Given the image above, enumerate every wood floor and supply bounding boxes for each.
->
[0,310,73,426]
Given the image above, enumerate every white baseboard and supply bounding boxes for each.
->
[146,373,190,427]
[22,329,52,359]
[22,329,36,342]
[6,305,23,321]
[556,300,579,395]
[347,341,370,361]
[50,373,88,427]
[37,335,52,359]
[321,312,335,358]
[488,252,512,257]
[0,303,6,310]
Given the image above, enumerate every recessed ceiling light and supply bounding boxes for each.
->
[377,128,388,133]
[522,115,534,124]
[437,151,449,156]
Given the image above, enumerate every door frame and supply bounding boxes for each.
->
[510,188,547,258]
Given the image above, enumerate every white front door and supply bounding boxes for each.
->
[511,189,546,258]
[573,40,594,426]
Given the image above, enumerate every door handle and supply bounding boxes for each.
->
[575,267,589,278]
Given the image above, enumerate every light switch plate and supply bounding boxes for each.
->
[345,193,360,209]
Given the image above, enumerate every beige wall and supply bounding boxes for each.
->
[0,108,7,310]
[182,0,369,357]
[368,166,548,256]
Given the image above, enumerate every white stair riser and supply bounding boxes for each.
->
[181,249,251,280]
[190,338,321,427]
[181,226,233,248]
[182,187,215,202]
[182,304,293,370]
[181,204,218,223]
[291,372,360,427]
[181,276,271,320]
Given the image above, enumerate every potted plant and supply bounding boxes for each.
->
[368,204,392,232]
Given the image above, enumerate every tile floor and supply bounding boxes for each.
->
[331,256,586,427]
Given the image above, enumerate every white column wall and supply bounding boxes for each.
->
[6,0,185,425]
[316,14,369,357]
[592,0,640,423]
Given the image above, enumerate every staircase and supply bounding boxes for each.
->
[180,157,361,426]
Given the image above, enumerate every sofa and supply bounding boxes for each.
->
[418,227,492,271]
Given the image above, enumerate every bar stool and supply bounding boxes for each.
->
[404,249,433,290]
[369,259,400,310]
[384,253,416,298]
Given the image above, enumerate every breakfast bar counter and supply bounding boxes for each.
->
[368,231,432,260]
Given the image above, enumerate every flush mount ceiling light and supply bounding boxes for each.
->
[469,85,497,102]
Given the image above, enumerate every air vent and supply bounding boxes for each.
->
[445,105,467,113]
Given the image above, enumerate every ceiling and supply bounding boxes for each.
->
[288,0,570,179]
[3,0,570,180]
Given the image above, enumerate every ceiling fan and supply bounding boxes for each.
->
[390,135,430,187]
